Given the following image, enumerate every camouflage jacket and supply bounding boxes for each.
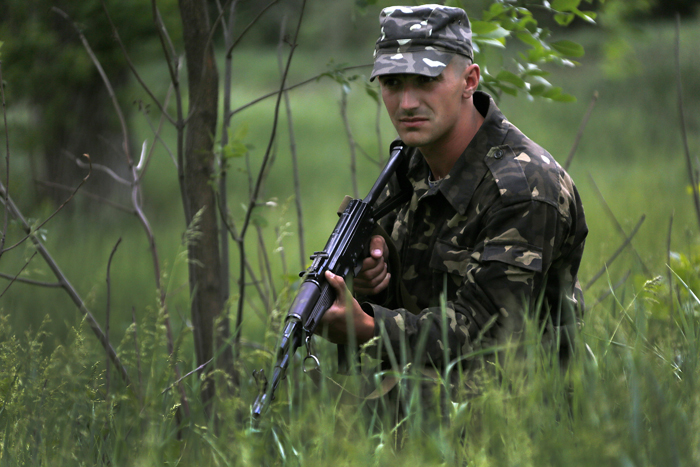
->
[360,91,587,371]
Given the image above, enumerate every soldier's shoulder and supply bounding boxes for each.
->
[484,119,576,215]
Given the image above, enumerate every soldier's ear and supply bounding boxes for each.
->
[463,64,480,99]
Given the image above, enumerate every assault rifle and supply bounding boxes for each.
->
[251,142,410,420]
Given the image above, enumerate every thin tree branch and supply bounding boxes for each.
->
[277,18,306,271]
[339,87,359,199]
[229,64,371,118]
[74,154,130,185]
[587,172,652,277]
[0,62,10,256]
[105,237,122,397]
[101,0,176,126]
[666,211,674,320]
[675,14,700,230]
[586,269,631,312]
[0,272,62,288]
[53,7,132,166]
[564,90,597,171]
[0,181,132,388]
[584,214,646,292]
[226,0,279,58]
[0,251,38,299]
[2,155,91,254]
[235,0,307,349]
[34,180,134,214]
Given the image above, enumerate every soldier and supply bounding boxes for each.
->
[319,4,587,396]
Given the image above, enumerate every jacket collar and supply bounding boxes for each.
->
[404,91,510,215]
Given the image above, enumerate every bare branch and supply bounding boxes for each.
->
[0,180,132,388]
[226,0,279,58]
[105,237,123,397]
[675,15,700,230]
[2,155,91,254]
[35,180,134,214]
[0,251,38,299]
[0,271,62,288]
[0,62,10,255]
[277,18,306,270]
[235,0,307,349]
[564,90,598,171]
[587,173,652,277]
[53,7,132,165]
[229,64,372,118]
[101,1,176,127]
[74,154,130,185]
[584,214,646,292]
[339,88,359,198]
[586,270,632,312]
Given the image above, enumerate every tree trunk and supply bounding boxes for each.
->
[178,0,235,411]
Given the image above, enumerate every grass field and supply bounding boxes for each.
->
[1,9,699,466]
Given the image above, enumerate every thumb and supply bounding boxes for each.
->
[369,235,386,259]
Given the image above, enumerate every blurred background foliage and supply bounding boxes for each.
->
[0,0,696,360]
[0,0,700,463]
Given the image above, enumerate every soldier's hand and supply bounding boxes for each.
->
[354,235,391,296]
[318,271,374,345]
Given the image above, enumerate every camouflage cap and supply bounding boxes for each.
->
[370,4,473,81]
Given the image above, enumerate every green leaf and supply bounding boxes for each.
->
[495,83,518,96]
[554,12,575,26]
[516,31,543,48]
[471,21,510,39]
[473,38,506,49]
[576,10,598,24]
[496,70,526,89]
[551,40,585,57]
[552,0,580,12]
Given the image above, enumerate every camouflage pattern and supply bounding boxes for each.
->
[360,91,588,372]
[370,4,473,81]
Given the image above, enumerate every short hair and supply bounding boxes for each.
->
[449,54,472,77]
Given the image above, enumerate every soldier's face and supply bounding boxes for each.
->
[378,60,471,151]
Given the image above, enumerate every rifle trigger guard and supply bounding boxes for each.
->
[303,335,320,373]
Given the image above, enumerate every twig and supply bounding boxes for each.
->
[0,181,132,388]
[161,358,213,395]
[277,18,306,270]
[132,307,143,401]
[101,0,176,127]
[674,14,700,230]
[586,269,631,312]
[53,7,132,165]
[564,90,598,171]
[2,155,91,255]
[0,272,62,288]
[0,62,10,256]
[235,0,306,349]
[376,98,385,166]
[225,0,279,58]
[229,64,371,118]
[35,180,134,214]
[587,172,652,277]
[74,155,130,185]
[584,214,646,292]
[0,251,38,299]
[666,212,675,320]
[339,87,359,199]
[105,237,122,397]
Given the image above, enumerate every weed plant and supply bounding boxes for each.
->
[1,262,699,465]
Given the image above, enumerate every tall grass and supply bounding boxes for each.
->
[1,268,698,465]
